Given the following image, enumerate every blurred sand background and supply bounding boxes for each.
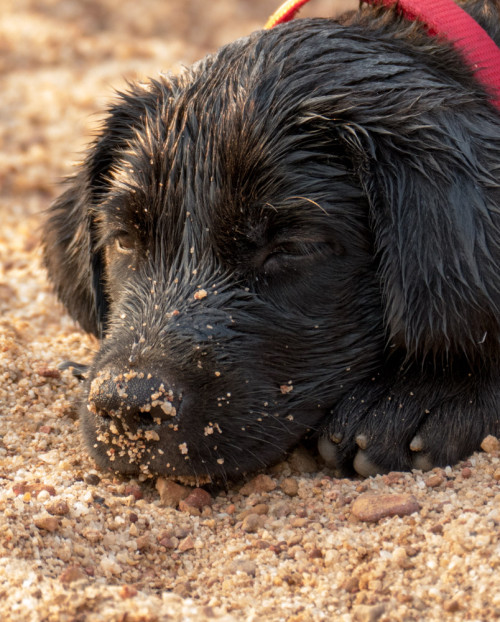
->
[1,1,499,620]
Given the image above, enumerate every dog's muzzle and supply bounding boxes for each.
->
[88,368,182,431]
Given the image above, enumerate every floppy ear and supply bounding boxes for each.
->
[43,81,168,337]
[42,168,108,338]
[43,96,137,338]
[346,104,500,360]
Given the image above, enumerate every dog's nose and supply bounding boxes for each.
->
[87,369,179,425]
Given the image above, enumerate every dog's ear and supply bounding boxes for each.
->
[359,107,500,359]
[43,78,183,338]
[43,167,108,338]
[43,89,144,338]
[318,97,500,359]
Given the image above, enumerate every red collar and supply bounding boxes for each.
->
[265,0,500,110]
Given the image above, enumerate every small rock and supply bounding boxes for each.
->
[280,477,299,497]
[342,576,359,593]
[352,604,386,622]
[240,474,276,495]
[443,598,461,612]
[84,473,101,486]
[34,514,59,532]
[269,501,292,518]
[392,546,409,567]
[13,483,56,498]
[193,289,208,300]
[156,478,190,507]
[288,446,318,474]
[136,535,150,551]
[241,513,262,533]
[159,536,176,549]
[178,535,195,552]
[461,467,472,479]
[59,566,85,584]
[124,483,143,500]
[308,548,323,559]
[351,493,420,522]
[228,559,257,576]
[37,368,61,379]
[425,474,444,488]
[119,585,138,599]
[179,488,212,511]
[481,435,500,454]
[239,503,269,519]
[46,499,70,516]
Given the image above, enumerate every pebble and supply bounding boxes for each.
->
[443,598,461,612]
[136,535,150,551]
[280,477,299,497]
[46,499,70,515]
[84,473,101,486]
[352,604,386,622]
[425,474,444,488]
[13,482,56,498]
[239,474,276,495]
[59,565,86,584]
[119,585,138,599]
[228,559,257,576]
[241,513,262,533]
[124,483,143,500]
[34,514,60,532]
[481,435,500,454]
[351,493,420,522]
[178,535,195,552]
[179,488,212,512]
[156,478,190,507]
[288,446,318,474]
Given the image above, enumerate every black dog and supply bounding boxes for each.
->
[43,1,500,483]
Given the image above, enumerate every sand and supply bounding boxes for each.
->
[1,1,499,620]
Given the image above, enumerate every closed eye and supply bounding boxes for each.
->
[262,239,342,274]
[114,233,135,254]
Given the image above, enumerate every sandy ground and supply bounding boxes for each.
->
[1,1,500,620]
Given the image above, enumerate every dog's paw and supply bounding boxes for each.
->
[318,368,500,477]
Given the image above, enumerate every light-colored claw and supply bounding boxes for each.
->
[412,453,433,472]
[318,436,340,468]
[409,435,424,452]
[353,450,387,477]
[330,432,343,444]
[355,433,369,450]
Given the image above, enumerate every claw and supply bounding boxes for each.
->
[412,452,433,471]
[355,433,369,450]
[330,432,343,444]
[409,435,424,452]
[318,436,340,468]
[353,450,387,477]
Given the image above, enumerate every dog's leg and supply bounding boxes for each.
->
[319,363,500,476]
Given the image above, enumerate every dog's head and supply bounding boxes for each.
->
[44,15,500,483]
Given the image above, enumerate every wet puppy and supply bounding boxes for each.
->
[44,1,500,483]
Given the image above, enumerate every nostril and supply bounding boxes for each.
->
[87,369,180,426]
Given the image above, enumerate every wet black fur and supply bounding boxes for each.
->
[43,1,500,481]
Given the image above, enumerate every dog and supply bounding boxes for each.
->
[43,0,500,483]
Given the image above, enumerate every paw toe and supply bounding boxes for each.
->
[411,452,433,471]
[317,435,342,469]
[353,449,387,477]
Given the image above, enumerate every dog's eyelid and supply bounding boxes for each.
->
[114,233,136,253]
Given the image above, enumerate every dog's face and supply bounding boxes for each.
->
[44,10,500,482]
